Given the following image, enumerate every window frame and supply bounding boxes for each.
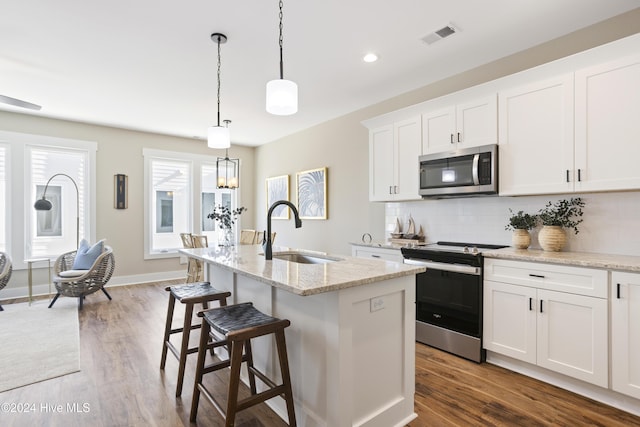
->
[0,130,97,270]
[143,148,241,259]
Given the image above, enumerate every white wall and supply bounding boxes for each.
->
[254,9,640,256]
[385,191,640,255]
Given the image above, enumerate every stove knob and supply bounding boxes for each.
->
[472,246,479,255]
[463,246,469,253]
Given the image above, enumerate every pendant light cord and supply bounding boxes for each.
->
[216,34,222,126]
[278,0,284,79]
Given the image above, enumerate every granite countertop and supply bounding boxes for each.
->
[484,247,640,273]
[180,245,425,296]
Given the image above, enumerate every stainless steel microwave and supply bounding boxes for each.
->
[419,144,498,198]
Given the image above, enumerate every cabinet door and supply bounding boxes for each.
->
[483,280,536,364]
[575,54,640,192]
[369,125,394,201]
[536,289,608,387]
[394,117,421,200]
[456,95,497,148]
[498,75,574,195]
[422,106,456,154]
[611,271,640,399]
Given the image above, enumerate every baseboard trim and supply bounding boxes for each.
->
[0,270,185,301]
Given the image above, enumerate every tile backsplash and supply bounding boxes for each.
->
[385,191,640,256]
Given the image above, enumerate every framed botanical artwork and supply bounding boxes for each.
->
[266,175,290,219]
[296,167,327,220]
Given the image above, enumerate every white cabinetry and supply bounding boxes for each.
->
[574,54,640,192]
[422,95,497,154]
[351,245,403,263]
[611,271,640,399]
[499,53,640,196]
[498,75,574,195]
[483,258,608,387]
[369,117,421,201]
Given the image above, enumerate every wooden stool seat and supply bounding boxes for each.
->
[160,281,230,397]
[190,302,296,426]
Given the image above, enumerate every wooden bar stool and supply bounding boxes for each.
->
[190,302,296,426]
[160,281,231,397]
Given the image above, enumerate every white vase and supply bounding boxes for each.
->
[538,225,566,251]
[511,229,531,249]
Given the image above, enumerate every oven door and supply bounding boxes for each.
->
[405,259,482,337]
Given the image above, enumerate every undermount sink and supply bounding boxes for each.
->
[269,251,343,264]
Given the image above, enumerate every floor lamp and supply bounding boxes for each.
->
[34,173,80,249]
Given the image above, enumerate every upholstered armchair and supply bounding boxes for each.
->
[0,252,12,311]
[49,245,115,310]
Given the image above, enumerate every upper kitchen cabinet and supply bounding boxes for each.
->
[369,116,421,201]
[574,54,640,192]
[498,75,575,196]
[422,95,497,154]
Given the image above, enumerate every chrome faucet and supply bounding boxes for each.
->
[264,200,302,260]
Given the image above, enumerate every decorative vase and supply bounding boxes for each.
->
[538,225,566,251]
[511,229,531,249]
[218,228,235,247]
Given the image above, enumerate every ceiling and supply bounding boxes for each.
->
[1,1,638,146]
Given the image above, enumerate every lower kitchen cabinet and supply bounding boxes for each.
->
[484,259,608,387]
[611,271,640,399]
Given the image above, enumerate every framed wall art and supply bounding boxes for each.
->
[296,167,327,219]
[266,174,290,219]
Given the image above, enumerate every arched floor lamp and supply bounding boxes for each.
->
[34,173,80,249]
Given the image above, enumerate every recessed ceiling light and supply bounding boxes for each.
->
[363,53,378,63]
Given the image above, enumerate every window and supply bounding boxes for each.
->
[143,149,240,259]
[0,144,7,252]
[0,131,96,268]
[29,146,89,258]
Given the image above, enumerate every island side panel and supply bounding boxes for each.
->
[339,275,417,427]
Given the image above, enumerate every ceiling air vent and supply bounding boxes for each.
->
[421,24,458,45]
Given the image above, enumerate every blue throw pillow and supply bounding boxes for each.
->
[72,239,105,270]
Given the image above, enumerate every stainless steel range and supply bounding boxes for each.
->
[401,241,507,363]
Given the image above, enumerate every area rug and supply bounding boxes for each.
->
[0,298,80,392]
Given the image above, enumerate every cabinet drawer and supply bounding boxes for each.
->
[352,246,403,263]
[484,258,607,298]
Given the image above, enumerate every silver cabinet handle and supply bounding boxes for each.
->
[450,134,454,144]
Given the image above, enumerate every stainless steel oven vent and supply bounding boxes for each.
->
[421,24,458,45]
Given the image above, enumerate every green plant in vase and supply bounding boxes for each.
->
[207,205,247,246]
[537,198,585,251]
[505,209,538,249]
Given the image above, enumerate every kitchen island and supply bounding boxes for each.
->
[180,244,424,427]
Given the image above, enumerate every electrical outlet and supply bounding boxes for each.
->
[370,296,385,312]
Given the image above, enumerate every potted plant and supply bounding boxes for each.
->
[537,198,585,251]
[505,209,538,249]
[207,205,247,246]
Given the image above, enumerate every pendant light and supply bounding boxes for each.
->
[208,33,231,149]
[216,120,240,189]
[266,0,298,115]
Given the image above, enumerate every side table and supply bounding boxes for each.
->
[24,258,52,305]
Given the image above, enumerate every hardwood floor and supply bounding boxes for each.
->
[1,281,639,426]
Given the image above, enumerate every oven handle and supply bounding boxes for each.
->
[403,258,481,275]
